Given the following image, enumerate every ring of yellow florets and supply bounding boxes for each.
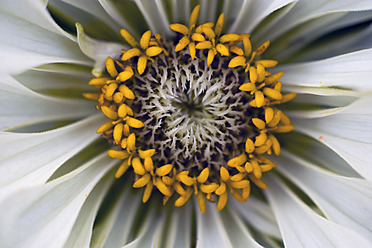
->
[85,5,296,213]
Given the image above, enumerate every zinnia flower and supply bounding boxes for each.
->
[1,0,372,247]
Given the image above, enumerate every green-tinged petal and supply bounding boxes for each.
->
[76,23,124,76]
[229,0,296,34]
[0,114,105,200]
[266,175,372,248]
[230,197,281,239]
[0,153,118,248]
[261,0,372,42]
[134,0,171,36]
[277,152,372,243]
[276,49,372,91]
[196,201,233,247]
[63,172,115,248]
[163,205,192,248]
[91,191,141,247]
[199,0,218,24]
[170,0,190,23]
[292,96,372,180]
[0,74,96,130]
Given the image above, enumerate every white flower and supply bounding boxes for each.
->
[1,0,372,247]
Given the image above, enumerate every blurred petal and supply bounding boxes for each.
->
[170,0,190,23]
[277,151,372,243]
[266,175,372,247]
[276,49,372,91]
[0,74,96,130]
[0,153,117,248]
[164,205,192,248]
[0,114,105,200]
[199,0,218,23]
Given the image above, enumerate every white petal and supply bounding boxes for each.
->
[0,9,91,74]
[199,0,218,23]
[229,0,296,34]
[230,197,281,239]
[277,151,372,243]
[0,153,118,248]
[163,204,192,248]
[265,175,372,248]
[63,173,115,248]
[276,49,372,91]
[261,0,372,42]
[98,0,135,33]
[170,0,190,23]
[76,24,125,76]
[196,201,233,248]
[292,96,372,180]
[0,114,105,200]
[134,0,171,36]
[0,74,96,130]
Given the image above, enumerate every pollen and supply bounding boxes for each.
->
[86,5,296,212]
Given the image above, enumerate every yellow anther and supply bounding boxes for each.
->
[230,173,245,182]
[256,60,278,68]
[255,133,267,147]
[122,48,141,61]
[245,138,255,154]
[133,173,151,188]
[119,84,135,99]
[115,159,130,178]
[89,77,109,86]
[126,117,144,128]
[162,176,174,185]
[216,181,227,195]
[216,43,229,56]
[123,124,130,136]
[265,107,274,123]
[275,125,295,133]
[220,167,230,182]
[200,183,219,193]
[113,92,124,103]
[105,82,118,98]
[249,66,258,84]
[228,56,246,68]
[245,162,253,173]
[251,159,262,179]
[120,138,127,149]
[96,120,113,134]
[175,36,190,52]
[265,72,283,84]
[252,118,266,130]
[144,157,154,172]
[197,168,209,183]
[83,93,100,100]
[230,46,244,56]
[255,40,270,57]
[229,188,245,202]
[138,149,156,159]
[268,110,282,127]
[215,13,225,37]
[142,181,153,203]
[207,49,215,66]
[242,34,252,57]
[230,180,250,189]
[117,66,134,82]
[280,112,291,125]
[107,150,130,160]
[217,191,228,211]
[281,92,297,103]
[179,174,195,186]
[174,182,186,195]
[242,185,250,201]
[263,88,282,100]
[219,33,240,43]
[248,174,268,189]
[101,106,118,119]
[132,157,146,175]
[255,139,273,154]
[227,153,247,167]
[239,82,256,92]
[254,91,265,108]
[106,57,118,77]
[140,30,152,50]
[201,26,215,40]
[120,29,139,47]
[156,164,173,176]
[127,133,136,152]
[274,81,282,92]
[146,46,163,57]
[191,33,205,42]
[137,55,148,75]
[269,134,280,156]
[196,41,212,50]
[197,191,206,213]
[189,42,196,60]
[169,23,189,35]
[175,188,193,207]
[256,64,266,82]
[189,5,201,28]
[155,177,172,196]
[113,123,124,144]
[118,103,128,118]
[260,163,275,172]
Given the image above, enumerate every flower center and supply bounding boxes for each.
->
[86,5,296,213]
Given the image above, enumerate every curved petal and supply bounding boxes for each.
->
[0,153,117,248]
[276,49,372,91]
[277,151,372,243]
[0,114,105,200]
[0,74,96,130]
[76,24,125,76]
[229,0,296,34]
[292,96,372,180]
[265,174,372,248]
[163,205,192,248]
